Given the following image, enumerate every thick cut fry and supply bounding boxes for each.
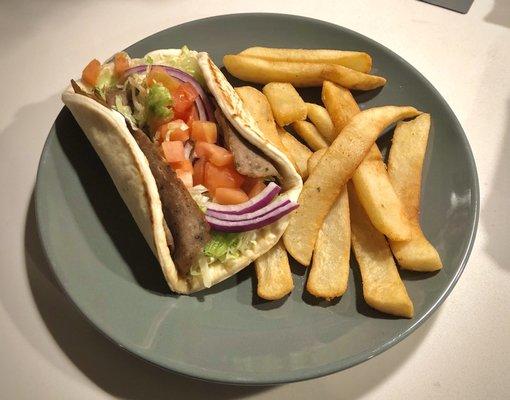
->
[239,47,372,73]
[262,82,307,126]
[322,81,360,132]
[352,146,413,241]
[306,103,335,144]
[255,240,294,300]
[323,80,413,241]
[277,126,312,179]
[234,86,286,152]
[388,114,442,271]
[292,121,328,151]
[307,183,350,300]
[223,55,386,90]
[349,183,414,318]
[283,106,420,265]
[307,148,327,175]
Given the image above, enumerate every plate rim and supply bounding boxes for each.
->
[34,12,480,385]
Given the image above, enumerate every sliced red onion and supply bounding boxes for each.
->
[206,182,281,215]
[207,198,291,221]
[206,201,298,233]
[123,64,214,120]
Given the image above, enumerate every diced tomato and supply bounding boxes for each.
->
[214,188,249,205]
[176,169,193,188]
[195,142,233,167]
[114,52,130,76]
[248,180,266,198]
[148,113,174,134]
[169,128,190,141]
[191,121,217,143]
[186,105,199,126]
[161,141,185,163]
[155,120,189,142]
[242,178,266,198]
[82,59,101,86]
[193,158,207,186]
[146,66,181,92]
[173,82,198,116]
[170,159,193,172]
[204,162,245,194]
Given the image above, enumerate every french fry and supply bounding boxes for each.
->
[349,182,414,318]
[323,81,413,241]
[262,82,307,126]
[306,103,335,144]
[306,166,350,300]
[283,106,420,265]
[322,80,360,132]
[292,121,328,151]
[277,126,312,179]
[255,240,294,300]
[234,86,286,152]
[239,47,373,73]
[307,148,327,175]
[388,114,443,271]
[223,55,386,90]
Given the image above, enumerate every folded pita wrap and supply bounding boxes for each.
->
[62,48,302,294]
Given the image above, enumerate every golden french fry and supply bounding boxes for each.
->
[283,106,420,265]
[277,126,312,179]
[262,82,307,126]
[352,146,413,241]
[223,55,386,90]
[234,86,286,152]
[239,47,372,73]
[348,183,414,318]
[322,80,360,132]
[388,114,443,271]
[324,81,413,241]
[292,121,328,151]
[307,182,350,300]
[306,103,335,144]
[307,148,327,175]
[255,240,294,300]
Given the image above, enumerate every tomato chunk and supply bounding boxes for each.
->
[195,142,233,167]
[214,188,249,205]
[242,178,266,198]
[82,59,101,86]
[204,163,245,194]
[191,121,217,143]
[161,141,185,163]
[169,128,190,141]
[193,158,207,186]
[171,159,193,172]
[173,83,198,116]
[186,105,199,126]
[146,66,181,92]
[114,52,130,76]
[176,169,193,188]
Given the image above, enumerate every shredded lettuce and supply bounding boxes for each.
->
[189,185,210,212]
[147,82,172,118]
[150,46,205,85]
[95,68,116,96]
[145,55,154,64]
[204,232,241,262]
[114,95,135,124]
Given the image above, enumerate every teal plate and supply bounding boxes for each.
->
[35,14,479,385]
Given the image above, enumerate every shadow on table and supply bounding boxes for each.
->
[483,98,510,272]
[24,192,272,399]
[484,0,510,29]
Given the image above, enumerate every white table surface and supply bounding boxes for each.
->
[1,0,509,398]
